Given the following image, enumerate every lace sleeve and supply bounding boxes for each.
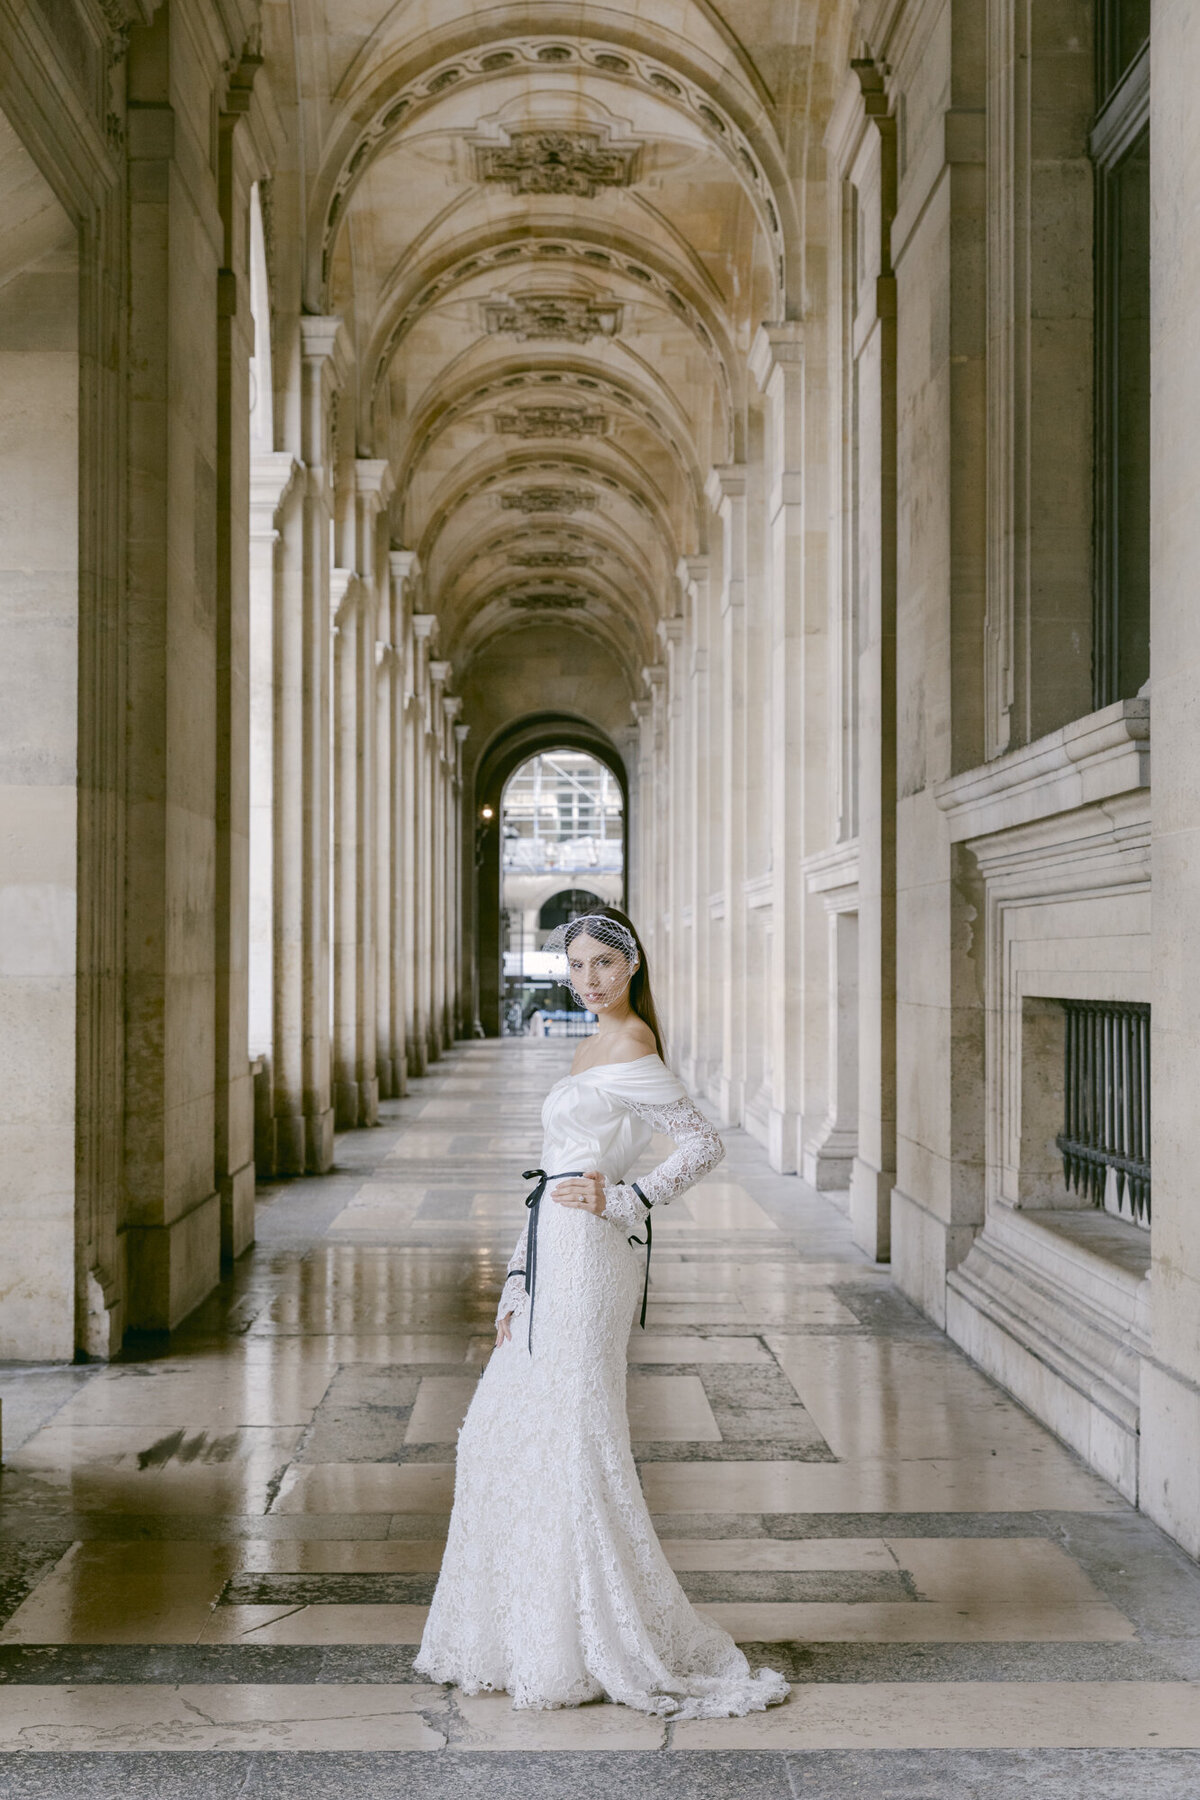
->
[496,1219,529,1326]
[602,1096,725,1230]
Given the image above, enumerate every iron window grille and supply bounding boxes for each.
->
[1056,999,1150,1224]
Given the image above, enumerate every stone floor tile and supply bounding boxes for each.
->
[451,1690,665,1749]
[768,1336,1078,1462]
[695,1598,1135,1642]
[0,1683,446,1751]
[672,1681,1200,1749]
[404,1377,480,1444]
[197,1604,430,1645]
[0,1542,235,1645]
[237,1540,446,1573]
[626,1335,772,1363]
[661,1537,899,1572]
[626,1374,722,1441]
[640,1454,1127,1515]
[271,1464,454,1514]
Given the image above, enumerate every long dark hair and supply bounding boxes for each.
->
[566,905,666,1060]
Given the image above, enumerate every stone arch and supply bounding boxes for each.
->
[472,717,628,1036]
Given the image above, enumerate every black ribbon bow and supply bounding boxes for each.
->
[518,1167,582,1351]
[514,1168,654,1350]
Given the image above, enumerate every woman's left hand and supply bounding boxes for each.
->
[550,1171,607,1215]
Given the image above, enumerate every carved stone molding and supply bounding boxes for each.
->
[495,407,608,438]
[500,487,598,514]
[473,129,641,198]
[506,549,593,567]
[483,293,622,343]
[509,594,588,610]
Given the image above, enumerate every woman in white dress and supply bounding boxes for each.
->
[416,908,788,1719]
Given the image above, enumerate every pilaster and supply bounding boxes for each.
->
[706,464,748,1125]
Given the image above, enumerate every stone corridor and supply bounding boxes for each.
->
[0,1040,1197,1798]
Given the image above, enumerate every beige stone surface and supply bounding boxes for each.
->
[673,1683,1200,1750]
[0,1684,445,1751]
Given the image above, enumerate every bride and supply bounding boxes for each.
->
[415,907,788,1719]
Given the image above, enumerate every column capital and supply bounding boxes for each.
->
[389,548,419,589]
[454,722,471,744]
[657,615,685,650]
[355,458,394,508]
[442,694,463,721]
[429,659,452,686]
[748,320,805,391]
[642,663,667,690]
[250,453,301,533]
[299,315,350,387]
[411,612,438,642]
[705,464,746,509]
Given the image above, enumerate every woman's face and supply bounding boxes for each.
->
[567,931,633,1012]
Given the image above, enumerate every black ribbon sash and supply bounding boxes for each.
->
[516,1169,654,1349]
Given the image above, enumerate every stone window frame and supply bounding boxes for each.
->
[1090,19,1151,709]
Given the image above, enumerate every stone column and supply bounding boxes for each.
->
[657,616,686,1045]
[331,567,364,1128]
[331,458,391,1129]
[296,316,348,1170]
[751,322,817,1175]
[384,551,417,1093]
[248,453,300,1172]
[454,718,471,1037]
[374,632,398,1102]
[629,697,653,934]
[641,663,668,995]
[676,558,713,1093]
[408,614,437,1073]
[122,27,225,1329]
[444,696,464,1043]
[428,660,452,1057]
[885,28,988,1315]
[0,149,79,1358]
[707,465,749,1125]
[828,59,902,1262]
[1144,0,1200,1560]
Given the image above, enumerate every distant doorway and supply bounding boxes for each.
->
[499,751,624,1036]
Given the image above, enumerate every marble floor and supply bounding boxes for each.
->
[1,1039,1198,1798]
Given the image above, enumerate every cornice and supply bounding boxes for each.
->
[935,700,1150,845]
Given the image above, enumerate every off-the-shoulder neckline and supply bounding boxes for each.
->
[567,1052,661,1079]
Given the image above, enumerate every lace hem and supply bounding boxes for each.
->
[414,1647,789,1718]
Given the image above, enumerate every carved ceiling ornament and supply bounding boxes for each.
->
[474,128,641,198]
[495,408,608,439]
[483,293,623,343]
[500,487,599,514]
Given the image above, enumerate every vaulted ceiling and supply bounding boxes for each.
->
[272,0,853,749]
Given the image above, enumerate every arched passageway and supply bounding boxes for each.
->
[497,747,624,1035]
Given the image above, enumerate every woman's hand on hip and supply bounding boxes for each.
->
[550,1171,607,1215]
[495,1311,513,1347]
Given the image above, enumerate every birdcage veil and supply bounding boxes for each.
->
[541,912,640,1010]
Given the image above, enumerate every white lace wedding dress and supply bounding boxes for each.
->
[415,1053,789,1719]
